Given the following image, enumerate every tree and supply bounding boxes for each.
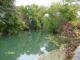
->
[18,4,46,29]
[43,3,63,33]
[59,4,77,21]
[0,0,25,35]
[43,2,77,33]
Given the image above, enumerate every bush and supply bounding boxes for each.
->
[72,21,80,29]
[60,20,80,60]
[6,20,25,34]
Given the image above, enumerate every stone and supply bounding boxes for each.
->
[36,49,65,60]
[72,45,80,60]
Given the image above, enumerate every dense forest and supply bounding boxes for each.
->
[0,0,80,60]
[0,0,80,36]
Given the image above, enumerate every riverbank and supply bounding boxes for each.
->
[35,45,80,60]
[35,47,65,60]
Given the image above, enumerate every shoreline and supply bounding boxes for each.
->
[35,48,65,60]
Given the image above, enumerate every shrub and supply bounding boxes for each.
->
[60,19,80,60]
[72,21,80,29]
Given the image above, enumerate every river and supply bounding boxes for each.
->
[0,30,59,60]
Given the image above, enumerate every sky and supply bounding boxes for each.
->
[15,0,61,6]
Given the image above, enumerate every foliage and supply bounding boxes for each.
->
[18,4,46,29]
[60,19,80,60]
[0,0,25,35]
[18,2,78,33]
[72,21,80,29]
[43,3,77,33]
[47,35,67,47]
[43,3,63,33]
[47,19,80,60]
[59,4,77,21]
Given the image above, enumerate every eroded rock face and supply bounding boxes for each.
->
[36,49,65,60]
[72,45,80,60]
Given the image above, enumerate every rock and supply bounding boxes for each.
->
[72,45,80,60]
[37,49,65,60]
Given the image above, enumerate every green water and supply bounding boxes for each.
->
[0,30,58,60]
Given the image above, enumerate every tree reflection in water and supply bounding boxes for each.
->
[0,30,59,60]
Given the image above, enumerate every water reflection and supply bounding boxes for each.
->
[0,30,59,60]
[16,53,39,60]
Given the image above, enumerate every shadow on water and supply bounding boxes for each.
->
[0,30,59,60]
